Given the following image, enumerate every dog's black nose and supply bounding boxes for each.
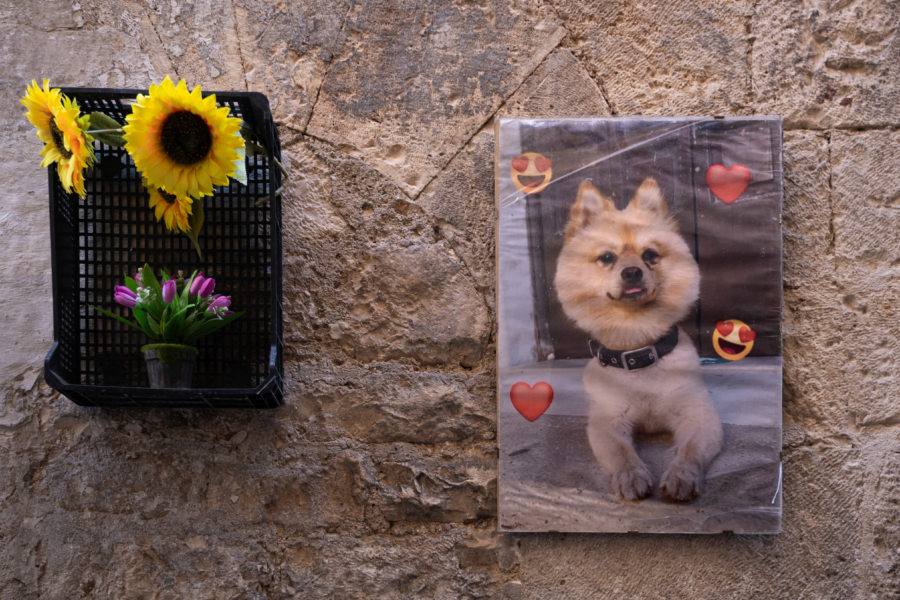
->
[621,267,643,284]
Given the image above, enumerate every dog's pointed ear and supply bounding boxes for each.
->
[628,178,668,217]
[567,181,614,236]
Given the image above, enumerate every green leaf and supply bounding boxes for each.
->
[133,306,151,337]
[184,311,244,344]
[91,306,145,333]
[146,312,161,337]
[163,305,191,340]
[124,276,138,293]
[158,307,169,337]
[93,131,126,147]
[233,144,247,186]
[89,111,123,129]
[183,316,208,340]
[142,264,160,294]
[185,200,205,259]
[88,112,125,147]
[240,122,256,142]
[181,270,199,303]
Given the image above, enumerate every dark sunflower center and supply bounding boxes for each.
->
[159,111,212,165]
[159,189,178,205]
[49,117,73,159]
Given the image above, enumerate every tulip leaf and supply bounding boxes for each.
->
[133,306,151,336]
[181,270,199,303]
[90,306,144,333]
[142,264,160,294]
[184,311,245,345]
[163,305,191,340]
[146,312,161,337]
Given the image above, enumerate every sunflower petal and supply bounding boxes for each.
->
[123,78,244,198]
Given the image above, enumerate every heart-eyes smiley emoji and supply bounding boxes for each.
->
[712,318,756,361]
[511,152,553,194]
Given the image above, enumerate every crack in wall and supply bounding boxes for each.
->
[825,130,836,256]
[744,0,759,106]
[304,1,355,133]
[593,74,616,115]
[230,0,250,91]
[430,214,495,330]
[145,10,179,79]
[559,36,616,115]
[785,124,900,132]
[411,33,566,205]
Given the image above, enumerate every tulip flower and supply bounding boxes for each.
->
[207,295,231,318]
[197,277,215,298]
[162,279,176,303]
[189,273,206,298]
[114,286,138,308]
[94,264,242,347]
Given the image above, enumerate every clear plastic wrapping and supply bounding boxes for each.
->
[496,117,782,533]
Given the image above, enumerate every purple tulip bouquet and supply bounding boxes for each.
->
[93,264,242,387]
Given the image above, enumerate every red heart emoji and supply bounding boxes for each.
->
[511,156,529,173]
[706,164,751,204]
[739,326,757,343]
[510,381,553,422]
[716,320,734,336]
[534,156,552,173]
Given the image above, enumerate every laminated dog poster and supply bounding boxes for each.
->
[496,117,783,534]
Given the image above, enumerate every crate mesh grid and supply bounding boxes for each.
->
[45,88,283,408]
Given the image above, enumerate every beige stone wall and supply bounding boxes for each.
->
[0,1,897,598]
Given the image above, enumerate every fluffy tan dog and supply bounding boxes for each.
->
[555,179,722,501]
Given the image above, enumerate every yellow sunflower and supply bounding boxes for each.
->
[21,79,95,198]
[124,76,243,199]
[144,178,194,233]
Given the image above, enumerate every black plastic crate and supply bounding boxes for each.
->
[44,87,283,408]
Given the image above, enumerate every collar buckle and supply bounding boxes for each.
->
[620,346,658,371]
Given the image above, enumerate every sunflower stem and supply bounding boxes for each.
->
[274,157,289,180]
[86,128,125,134]
[254,185,286,206]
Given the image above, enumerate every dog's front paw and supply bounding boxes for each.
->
[612,465,653,501]
[660,461,702,502]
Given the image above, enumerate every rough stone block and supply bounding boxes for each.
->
[234,0,349,130]
[294,363,495,444]
[782,130,834,291]
[0,0,81,30]
[369,442,497,524]
[307,0,566,196]
[862,439,900,598]
[416,49,610,296]
[828,129,900,427]
[282,139,490,368]
[497,48,611,118]
[550,0,753,115]
[81,0,246,87]
[752,0,900,128]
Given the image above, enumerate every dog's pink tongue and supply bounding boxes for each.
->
[625,287,643,294]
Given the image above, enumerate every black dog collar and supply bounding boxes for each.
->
[589,327,679,371]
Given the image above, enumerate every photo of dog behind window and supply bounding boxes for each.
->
[555,179,722,502]
[497,117,783,534]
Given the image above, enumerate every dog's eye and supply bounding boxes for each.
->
[642,249,660,264]
[598,252,617,265]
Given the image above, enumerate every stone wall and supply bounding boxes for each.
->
[0,1,897,598]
